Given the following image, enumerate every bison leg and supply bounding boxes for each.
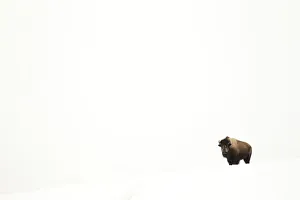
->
[234,160,240,165]
[227,158,236,165]
[244,154,251,164]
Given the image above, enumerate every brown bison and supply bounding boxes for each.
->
[218,136,252,165]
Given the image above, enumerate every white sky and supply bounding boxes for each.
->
[1,0,300,194]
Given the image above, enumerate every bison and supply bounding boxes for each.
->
[218,136,252,165]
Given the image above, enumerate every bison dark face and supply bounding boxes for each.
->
[218,138,231,157]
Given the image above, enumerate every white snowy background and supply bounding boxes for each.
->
[1,0,300,199]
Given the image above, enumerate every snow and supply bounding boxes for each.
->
[2,0,300,200]
[132,160,299,200]
[2,159,299,200]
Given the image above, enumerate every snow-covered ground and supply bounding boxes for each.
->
[2,0,300,200]
[131,160,300,200]
[2,159,299,200]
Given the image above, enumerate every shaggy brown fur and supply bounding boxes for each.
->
[218,136,252,165]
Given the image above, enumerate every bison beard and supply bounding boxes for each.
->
[218,136,252,165]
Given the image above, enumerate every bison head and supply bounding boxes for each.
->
[218,137,231,157]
